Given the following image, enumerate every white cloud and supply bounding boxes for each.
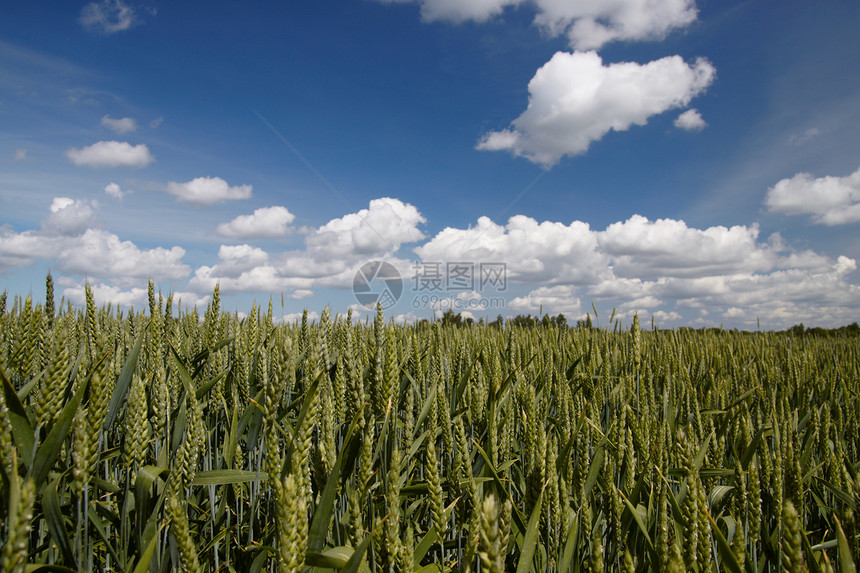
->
[306,197,425,256]
[532,0,698,50]
[667,258,860,325]
[101,115,137,134]
[63,283,149,308]
[104,182,130,199]
[61,283,209,310]
[620,295,663,310]
[382,0,697,49]
[14,149,27,161]
[57,229,189,286]
[765,166,860,225]
[212,244,270,277]
[415,211,860,329]
[188,198,425,296]
[414,290,498,316]
[80,0,137,34]
[0,198,190,287]
[66,141,154,168]
[587,255,860,329]
[651,310,682,324]
[50,197,75,213]
[0,229,59,270]
[188,244,304,294]
[476,51,716,166]
[415,214,607,284]
[674,108,706,131]
[0,198,97,269]
[216,206,296,239]
[508,285,582,315]
[345,304,369,322]
[396,0,525,23]
[393,311,422,325]
[150,116,164,129]
[190,264,296,294]
[598,215,773,278]
[276,311,320,325]
[290,289,314,299]
[43,198,98,236]
[19,190,842,330]
[723,307,745,318]
[165,176,252,206]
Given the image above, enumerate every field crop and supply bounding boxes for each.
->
[0,277,858,572]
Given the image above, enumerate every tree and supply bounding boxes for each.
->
[439,309,463,326]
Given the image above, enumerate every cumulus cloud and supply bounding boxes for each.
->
[290,289,315,299]
[80,0,137,34]
[598,215,773,278]
[63,283,150,308]
[383,0,525,23]
[104,182,129,199]
[417,214,777,286]
[188,198,426,297]
[476,51,716,166]
[506,253,860,329]
[532,0,698,50]
[216,206,296,239]
[306,197,426,256]
[101,115,137,134]
[765,166,860,225]
[415,214,606,284]
[414,211,860,329]
[0,197,190,286]
[651,310,682,325]
[61,283,209,310]
[0,229,59,270]
[189,264,296,295]
[508,285,582,315]
[165,177,252,206]
[212,245,270,277]
[277,311,320,325]
[43,198,98,236]
[667,257,860,325]
[393,311,422,325]
[57,229,189,286]
[66,141,154,168]
[14,192,852,329]
[415,291,499,317]
[674,108,706,130]
[381,0,697,49]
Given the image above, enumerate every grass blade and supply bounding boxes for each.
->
[42,475,77,568]
[0,363,34,465]
[834,515,857,573]
[707,512,745,573]
[515,485,545,573]
[30,373,89,486]
[191,469,269,486]
[104,321,148,429]
[307,410,363,553]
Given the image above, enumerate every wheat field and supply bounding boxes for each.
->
[0,277,858,572]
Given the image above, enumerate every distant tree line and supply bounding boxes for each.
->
[430,310,571,329]
[428,310,859,336]
[785,322,860,337]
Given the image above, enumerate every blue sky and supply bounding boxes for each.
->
[2,0,859,329]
